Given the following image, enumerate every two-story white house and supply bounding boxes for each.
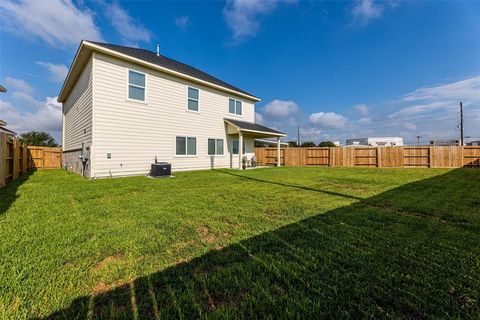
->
[59,41,285,178]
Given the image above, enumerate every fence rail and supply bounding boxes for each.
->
[0,132,62,188]
[255,146,480,168]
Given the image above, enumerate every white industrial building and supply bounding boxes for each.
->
[346,137,404,147]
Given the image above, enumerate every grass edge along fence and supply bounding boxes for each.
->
[0,132,62,188]
[255,146,480,168]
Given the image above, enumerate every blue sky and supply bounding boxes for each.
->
[1,0,479,144]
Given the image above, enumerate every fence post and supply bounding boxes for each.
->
[329,147,334,167]
[459,146,464,168]
[0,133,6,188]
[428,146,433,168]
[376,147,381,167]
[12,137,19,179]
[22,145,27,173]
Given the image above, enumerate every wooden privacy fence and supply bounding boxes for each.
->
[255,146,480,168]
[0,132,62,188]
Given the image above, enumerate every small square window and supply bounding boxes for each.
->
[228,98,242,115]
[176,136,197,155]
[208,139,224,155]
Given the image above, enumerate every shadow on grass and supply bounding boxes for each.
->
[214,169,363,201]
[0,171,33,217]
[38,169,480,319]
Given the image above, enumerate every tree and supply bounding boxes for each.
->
[300,141,316,147]
[287,141,298,147]
[318,141,336,147]
[19,131,58,147]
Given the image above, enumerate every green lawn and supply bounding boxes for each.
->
[0,167,479,319]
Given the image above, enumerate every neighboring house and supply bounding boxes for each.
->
[467,140,480,146]
[0,120,16,137]
[346,137,404,147]
[59,41,285,178]
[429,139,459,146]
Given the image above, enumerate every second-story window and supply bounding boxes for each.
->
[229,98,242,115]
[188,87,199,112]
[128,70,146,101]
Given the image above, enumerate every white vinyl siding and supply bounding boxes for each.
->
[91,53,256,177]
[63,58,93,151]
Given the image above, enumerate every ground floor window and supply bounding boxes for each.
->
[232,139,246,155]
[176,136,197,155]
[208,139,224,155]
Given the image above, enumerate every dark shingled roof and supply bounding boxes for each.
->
[89,41,257,99]
[0,85,6,93]
[225,118,285,135]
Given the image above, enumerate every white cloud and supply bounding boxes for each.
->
[300,127,323,142]
[253,76,480,145]
[255,112,264,124]
[390,76,480,118]
[309,112,347,129]
[350,0,383,25]
[36,61,69,83]
[404,122,417,131]
[255,76,480,145]
[388,101,450,118]
[402,76,480,103]
[0,78,62,141]
[354,104,369,117]
[223,0,295,42]
[0,96,62,140]
[175,16,190,31]
[349,0,399,25]
[11,91,42,110]
[0,0,103,47]
[262,99,299,119]
[4,77,34,95]
[105,2,151,44]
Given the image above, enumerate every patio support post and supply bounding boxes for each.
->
[239,131,243,169]
[276,137,281,167]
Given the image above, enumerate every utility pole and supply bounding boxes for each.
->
[417,136,421,146]
[297,124,300,147]
[460,102,464,146]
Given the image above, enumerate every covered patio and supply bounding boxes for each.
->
[224,118,286,169]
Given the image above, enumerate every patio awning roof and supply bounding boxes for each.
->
[224,118,286,137]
